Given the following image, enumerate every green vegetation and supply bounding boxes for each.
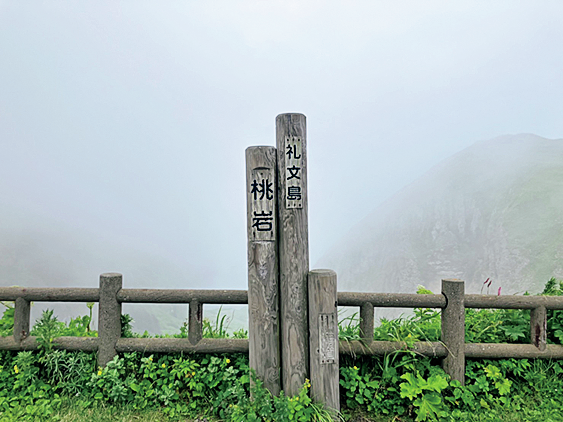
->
[1,279,563,421]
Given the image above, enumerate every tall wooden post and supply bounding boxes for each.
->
[246,146,281,395]
[98,273,122,367]
[441,279,465,385]
[308,270,340,415]
[276,113,309,395]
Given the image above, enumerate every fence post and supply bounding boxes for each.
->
[276,113,310,395]
[308,269,340,415]
[246,146,281,395]
[98,273,122,367]
[188,300,203,345]
[359,302,374,341]
[530,306,547,351]
[441,279,465,385]
[13,297,30,343]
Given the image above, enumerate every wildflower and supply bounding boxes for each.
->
[149,356,153,361]
[192,371,196,376]
[13,365,18,374]
[295,397,299,401]
[353,366,358,370]
[226,358,231,364]
[97,369,102,376]
[161,363,166,368]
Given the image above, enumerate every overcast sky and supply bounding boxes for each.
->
[1,1,562,290]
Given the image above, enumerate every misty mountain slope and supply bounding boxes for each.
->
[317,134,563,296]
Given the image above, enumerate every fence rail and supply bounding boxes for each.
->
[1,274,250,366]
[3,275,563,386]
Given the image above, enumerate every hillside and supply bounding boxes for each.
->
[317,134,563,297]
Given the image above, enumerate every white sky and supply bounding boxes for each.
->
[1,1,563,290]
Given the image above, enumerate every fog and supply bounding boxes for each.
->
[1,2,563,329]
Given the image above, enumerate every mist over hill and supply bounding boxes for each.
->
[317,134,563,297]
[0,211,190,334]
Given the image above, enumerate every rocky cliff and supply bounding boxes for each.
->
[317,134,563,296]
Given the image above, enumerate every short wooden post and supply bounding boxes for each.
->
[246,146,281,395]
[13,297,30,343]
[188,300,203,345]
[277,113,310,395]
[359,302,374,341]
[98,273,122,367]
[308,270,340,415]
[530,306,547,351]
[441,279,465,385]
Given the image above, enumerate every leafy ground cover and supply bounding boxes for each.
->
[0,279,563,421]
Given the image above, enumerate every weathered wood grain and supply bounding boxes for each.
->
[359,302,374,341]
[441,279,465,385]
[98,273,122,367]
[465,294,563,310]
[117,289,247,304]
[338,292,446,308]
[465,343,563,359]
[116,338,248,354]
[188,300,203,345]
[530,306,547,351]
[339,340,447,357]
[276,113,309,395]
[0,287,99,302]
[308,270,339,414]
[14,297,30,343]
[246,146,281,396]
[0,336,99,351]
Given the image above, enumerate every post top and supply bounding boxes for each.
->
[245,145,276,152]
[309,269,337,276]
[100,272,122,278]
[276,112,306,120]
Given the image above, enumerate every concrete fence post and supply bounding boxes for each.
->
[308,269,340,415]
[13,297,30,343]
[98,273,122,367]
[441,278,465,385]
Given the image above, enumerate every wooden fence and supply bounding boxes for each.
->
[0,273,249,366]
[2,273,563,413]
[3,276,563,372]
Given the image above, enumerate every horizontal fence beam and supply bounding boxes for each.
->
[465,294,563,310]
[0,287,99,302]
[0,336,99,351]
[339,340,447,357]
[465,343,563,359]
[117,289,248,304]
[338,292,446,308]
[4,288,563,310]
[4,336,563,360]
[116,338,249,354]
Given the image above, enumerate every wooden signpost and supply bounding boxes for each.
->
[246,146,281,395]
[276,113,310,396]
